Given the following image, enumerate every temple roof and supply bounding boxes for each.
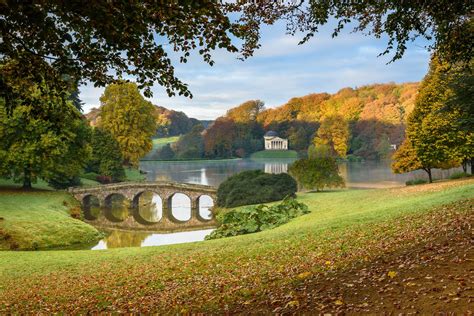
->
[264,130,278,137]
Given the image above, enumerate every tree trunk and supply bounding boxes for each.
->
[471,158,474,175]
[461,160,467,173]
[424,168,433,183]
[22,167,32,190]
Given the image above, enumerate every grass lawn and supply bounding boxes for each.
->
[151,136,180,149]
[124,168,146,181]
[250,149,298,159]
[0,189,101,250]
[141,136,180,160]
[0,178,472,313]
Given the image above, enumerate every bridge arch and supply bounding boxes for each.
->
[131,190,163,224]
[168,192,192,223]
[82,194,101,220]
[103,193,129,222]
[197,194,214,221]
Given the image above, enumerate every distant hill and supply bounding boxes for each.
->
[257,82,419,126]
[219,82,420,160]
[85,104,201,137]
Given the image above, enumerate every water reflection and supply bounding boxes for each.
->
[91,228,214,250]
[135,191,162,223]
[83,195,101,220]
[104,194,129,222]
[171,193,191,221]
[198,195,214,220]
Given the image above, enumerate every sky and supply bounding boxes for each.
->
[79,20,432,120]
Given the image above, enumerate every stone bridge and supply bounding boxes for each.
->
[68,181,218,231]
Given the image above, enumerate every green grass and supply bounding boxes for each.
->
[124,168,146,181]
[250,150,298,159]
[0,178,472,313]
[0,189,101,250]
[0,178,53,191]
[151,136,179,151]
[141,136,180,160]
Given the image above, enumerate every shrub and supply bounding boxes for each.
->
[69,206,82,219]
[206,197,309,240]
[449,171,469,179]
[96,175,112,184]
[217,170,297,208]
[289,156,345,192]
[405,179,427,186]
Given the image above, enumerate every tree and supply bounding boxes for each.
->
[391,139,430,180]
[232,121,265,157]
[203,118,237,159]
[87,128,125,182]
[173,125,205,159]
[0,2,289,100]
[284,1,473,65]
[288,126,310,151]
[0,68,90,189]
[376,134,392,160]
[392,139,460,183]
[289,155,345,192]
[406,57,473,179]
[3,1,470,108]
[99,82,156,167]
[156,144,176,160]
[314,115,349,158]
[226,100,265,123]
[46,119,91,189]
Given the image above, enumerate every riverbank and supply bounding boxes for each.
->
[250,149,298,159]
[0,178,472,313]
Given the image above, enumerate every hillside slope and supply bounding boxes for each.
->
[0,178,472,313]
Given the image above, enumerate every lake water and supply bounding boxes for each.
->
[140,158,460,189]
[90,158,461,250]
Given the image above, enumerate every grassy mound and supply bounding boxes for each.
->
[0,179,472,313]
[0,189,101,250]
[250,150,298,159]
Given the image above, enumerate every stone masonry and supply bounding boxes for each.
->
[68,181,218,231]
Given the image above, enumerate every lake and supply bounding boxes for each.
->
[140,158,459,189]
[89,158,460,250]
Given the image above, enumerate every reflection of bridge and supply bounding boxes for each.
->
[68,182,217,231]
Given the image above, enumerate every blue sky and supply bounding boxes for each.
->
[80,20,431,119]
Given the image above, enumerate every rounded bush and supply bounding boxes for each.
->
[217,170,297,208]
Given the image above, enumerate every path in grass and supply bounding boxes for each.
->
[0,179,472,313]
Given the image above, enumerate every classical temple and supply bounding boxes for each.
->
[264,131,288,150]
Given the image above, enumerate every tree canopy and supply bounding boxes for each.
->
[392,56,473,181]
[0,73,90,189]
[1,1,471,104]
[86,128,125,183]
[289,149,345,192]
[99,82,156,167]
